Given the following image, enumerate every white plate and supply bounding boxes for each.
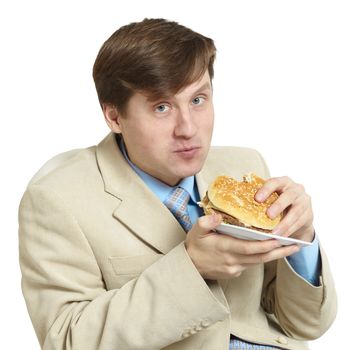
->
[216,223,312,247]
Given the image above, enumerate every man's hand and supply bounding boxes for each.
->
[185,214,299,280]
[255,176,315,242]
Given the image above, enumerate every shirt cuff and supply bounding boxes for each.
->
[286,233,321,286]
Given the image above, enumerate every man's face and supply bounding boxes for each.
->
[115,71,214,186]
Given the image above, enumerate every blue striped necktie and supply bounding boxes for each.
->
[164,187,192,232]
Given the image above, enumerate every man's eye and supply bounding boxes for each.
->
[155,104,170,113]
[192,97,205,105]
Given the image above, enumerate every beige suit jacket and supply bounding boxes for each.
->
[19,132,336,350]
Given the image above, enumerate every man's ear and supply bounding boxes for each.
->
[103,103,123,133]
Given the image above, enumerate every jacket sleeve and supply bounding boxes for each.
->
[19,184,229,350]
[257,151,337,339]
[262,250,337,340]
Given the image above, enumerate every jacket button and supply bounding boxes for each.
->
[195,324,203,331]
[181,331,190,339]
[201,319,210,327]
[276,336,288,345]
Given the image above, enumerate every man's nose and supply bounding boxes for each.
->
[174,108,197,138]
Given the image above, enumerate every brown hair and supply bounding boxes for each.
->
[93,18,216,115]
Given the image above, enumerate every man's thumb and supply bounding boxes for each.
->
[195,214,222,235]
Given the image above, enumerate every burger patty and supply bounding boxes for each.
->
[210,208,271,233]
[200,194,271,233]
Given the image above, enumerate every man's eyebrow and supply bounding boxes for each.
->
[192,82,212,96]
[145,82,212,103]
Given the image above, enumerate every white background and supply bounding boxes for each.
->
[1,0,349,348]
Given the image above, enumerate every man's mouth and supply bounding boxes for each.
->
[174,146,201,158]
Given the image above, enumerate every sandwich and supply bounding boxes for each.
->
[199,173,282,232]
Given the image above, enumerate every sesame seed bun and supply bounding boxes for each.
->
[201,173,281,232]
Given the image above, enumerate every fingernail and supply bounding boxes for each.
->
[211,214,220,223]
[267,207,276,218]
[215,214,222,223]
[257,191,268,202]
[255,192,264,202]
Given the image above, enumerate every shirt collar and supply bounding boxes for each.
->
[118,135,197,203]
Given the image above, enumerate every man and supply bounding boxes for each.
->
[19,18,336,350]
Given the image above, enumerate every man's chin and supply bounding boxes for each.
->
[167,152,207,183]
[175,163,204,180]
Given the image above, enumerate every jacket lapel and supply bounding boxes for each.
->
[96,133,186,254]
[195,171,208,200]
[97,134,228,292]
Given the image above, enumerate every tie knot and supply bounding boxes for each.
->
[164,187,192,232]
[167,187,190,209]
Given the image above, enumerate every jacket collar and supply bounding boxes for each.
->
[96,132,209,254]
